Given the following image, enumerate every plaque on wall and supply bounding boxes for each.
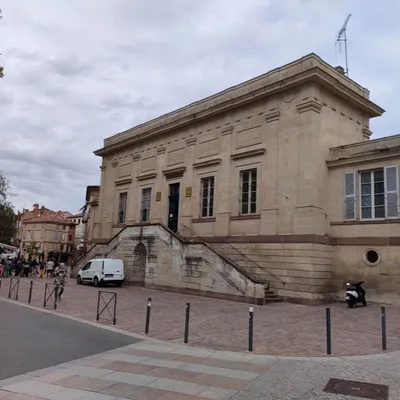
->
[185,187,192,197]
[156,192,162,202]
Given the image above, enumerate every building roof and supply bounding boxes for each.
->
[68,213,83,219]
[94,53,384,157]
[85,185,100,202]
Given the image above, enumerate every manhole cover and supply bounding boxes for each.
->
[323,378,388,400]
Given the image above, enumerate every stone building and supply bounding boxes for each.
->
[67,213,84,249]
[76,53,400,305]
[17,204,76,261]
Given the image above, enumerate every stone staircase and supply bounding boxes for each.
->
[181,226,285,304]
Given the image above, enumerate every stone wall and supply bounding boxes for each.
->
[214,242,335,304]
[76,224,265,304]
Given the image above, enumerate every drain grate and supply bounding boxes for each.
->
[323,378,388,400]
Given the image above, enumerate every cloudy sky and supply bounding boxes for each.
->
[0,1,398,213]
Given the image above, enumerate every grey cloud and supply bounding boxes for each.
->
[0,0,398,212]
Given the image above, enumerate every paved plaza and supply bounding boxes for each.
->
[0,277,399,357]
[0,323,399,399]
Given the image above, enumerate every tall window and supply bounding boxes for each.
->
[118,192,128,224]
[360,170,385,219]
[345,167,399,220]
[201,177,214,217]
[141,188,151,222]
[240,169,257,215]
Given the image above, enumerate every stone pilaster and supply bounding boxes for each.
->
[180,137,197,230]
[215,125,233,236]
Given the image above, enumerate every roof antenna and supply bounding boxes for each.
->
[335,14,352,77]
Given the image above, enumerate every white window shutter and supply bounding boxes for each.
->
[385,166,399,218]
[344,172,356,220]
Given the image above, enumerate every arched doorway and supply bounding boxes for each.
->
[133,242,147,286]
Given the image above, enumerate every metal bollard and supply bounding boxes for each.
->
[43,283,48,307]
[248,306,254,352]
[54,286,59,310]
[113,293,117,326]
[8,277,12,299]
[145,298,152,335]
[326,308,332,355]
[184,303,190,344]
[381,306,387,351]
[28,280,33,304]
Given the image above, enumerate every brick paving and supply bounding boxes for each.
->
[0,339,399,399]
[1,276,400,357]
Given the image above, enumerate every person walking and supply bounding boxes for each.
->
[54,263,68,301]
[0,260,4,278]
[39,262,45,278]
[46,259,54,278]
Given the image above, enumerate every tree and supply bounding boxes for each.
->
[26,242,40,261]
[0,171,17,244]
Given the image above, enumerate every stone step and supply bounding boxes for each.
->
[264,297,285,303]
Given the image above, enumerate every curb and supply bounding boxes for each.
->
[0,296,399,362]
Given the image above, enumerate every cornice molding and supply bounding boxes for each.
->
[132,154,140,162]
[327,148,400,168]
[111,159,119,167]
[186,137,197,146]
[115,178,132,186]
[162,166,186,179]
[221,126,233,135]
[231,148,266,160]
[265,110,281,123]
[137,172,157,181]
[157,147,166,155]
[296,98,323,114]
[193,158,222,169]
[94,64,384,157]
[362,127,372,140]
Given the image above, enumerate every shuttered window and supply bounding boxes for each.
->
[355,166,399,220]
[385,166,399,218]
[344,172,356,220]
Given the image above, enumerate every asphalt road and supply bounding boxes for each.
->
[0,300,140,380]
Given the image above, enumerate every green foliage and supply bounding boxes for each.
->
[26,242,40,258]
[0,171,16,244]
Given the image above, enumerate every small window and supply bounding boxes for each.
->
[83,262,91,271]
[239,169,257,215]
[201,177,214,217]
[141,188,152,222]
[118,192,128,224]
[60,244,64,251]
[78,219,81,224]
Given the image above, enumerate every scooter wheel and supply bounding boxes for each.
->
[362,299,367,306]
[347,301,354,308]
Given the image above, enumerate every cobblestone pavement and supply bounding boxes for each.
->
[0,335,399,400]
[1,277,400,357]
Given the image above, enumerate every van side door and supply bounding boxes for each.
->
[81,262,91,281]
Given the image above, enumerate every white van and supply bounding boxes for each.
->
[77,258,125,287]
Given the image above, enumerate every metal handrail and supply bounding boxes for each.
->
[182,224,285,285]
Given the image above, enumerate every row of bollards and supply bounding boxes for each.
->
[325,306,387,355]
[7,277,33,304]
[145,298,191,344]
[145,304,389,354]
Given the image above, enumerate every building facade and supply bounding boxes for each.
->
[76,53,400,305]
[17,204,76,261]
[67,213,84,249]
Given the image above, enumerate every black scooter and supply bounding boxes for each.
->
[345,281,367,308]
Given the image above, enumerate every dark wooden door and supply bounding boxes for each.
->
[168,183,180,232]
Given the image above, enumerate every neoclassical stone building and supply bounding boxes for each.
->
[78,53,400,305]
